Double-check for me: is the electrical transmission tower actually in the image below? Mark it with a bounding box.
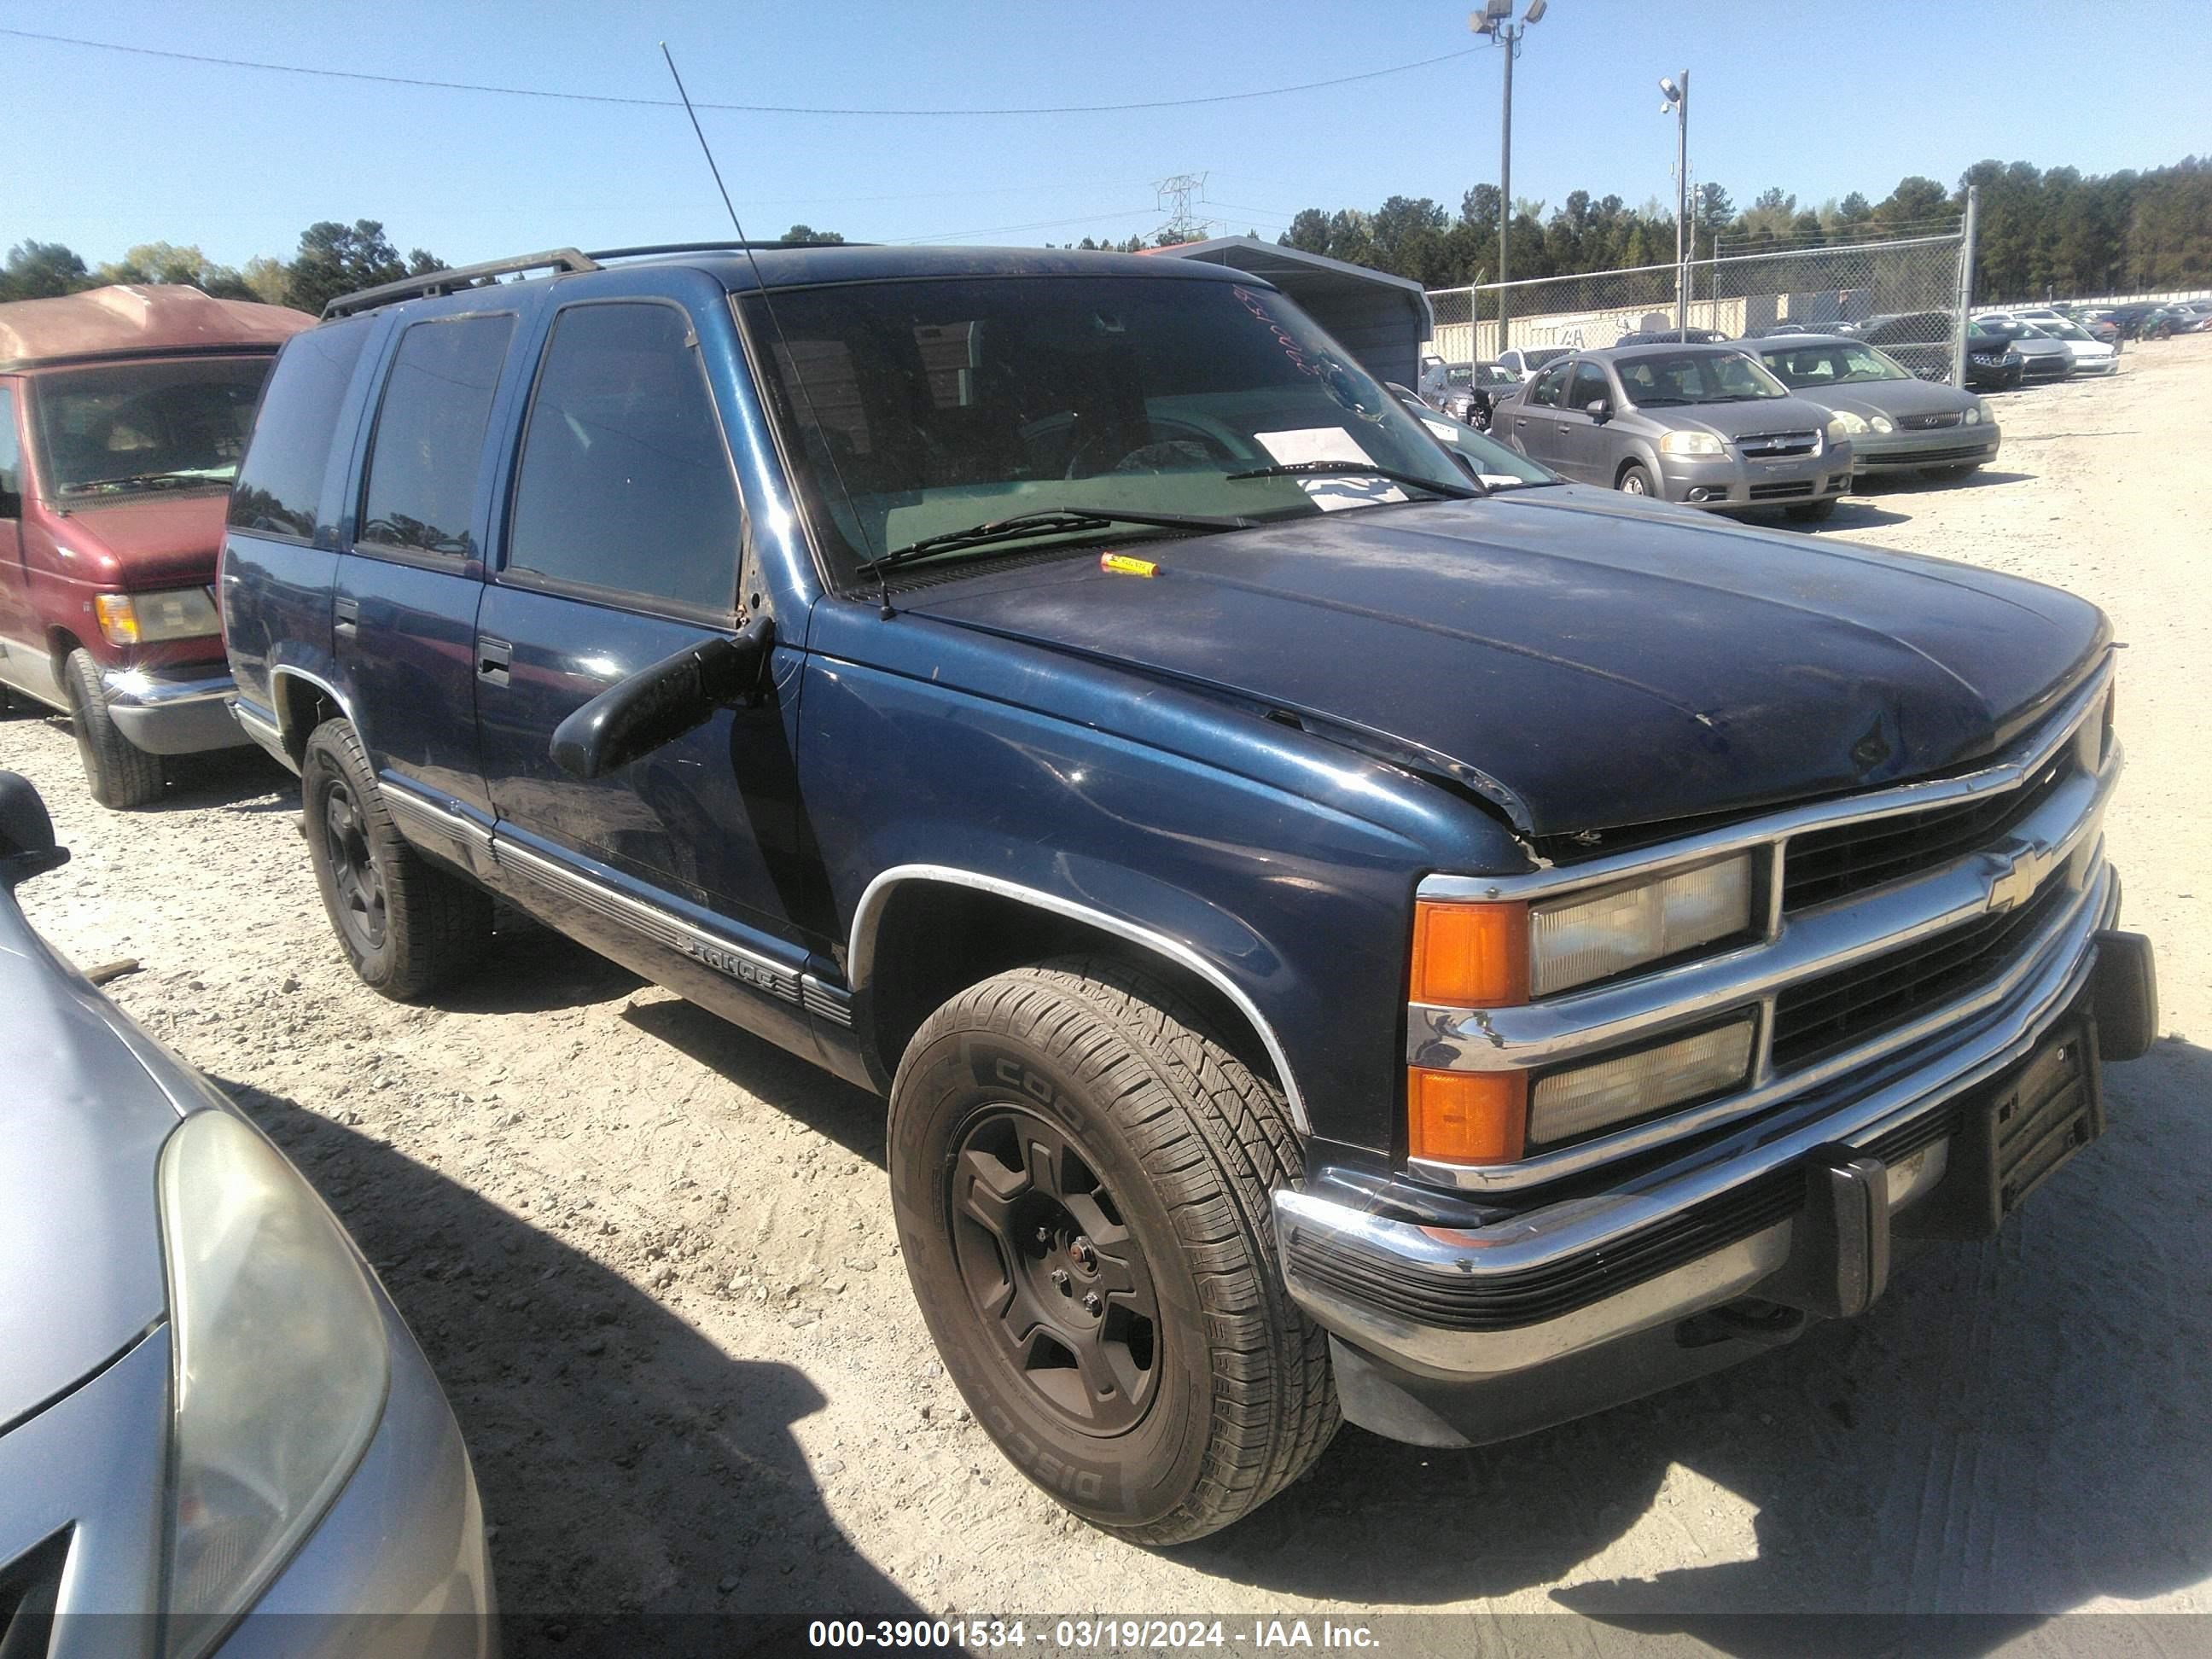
[1153,172,1213,245]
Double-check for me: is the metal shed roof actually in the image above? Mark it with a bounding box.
[0,284,311,372]
[1144,236,1436,387]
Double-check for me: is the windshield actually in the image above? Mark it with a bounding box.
[743,276,1474,584]
[1400,405,1553,487]
[2040,318,2094,341]
[32,356,271,498]
[1615,351,1789,406]
[1759,341,1912,387]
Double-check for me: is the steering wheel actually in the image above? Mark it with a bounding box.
[1062,420,1238,480]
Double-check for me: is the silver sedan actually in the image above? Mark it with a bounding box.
[0,772,496,1658]
[1753,334,2002,479]
[1493,345,1854,521]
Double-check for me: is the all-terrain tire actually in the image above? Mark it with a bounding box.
[64,648,165,809]
[888,956,1338,1545]
[300,718,492,999]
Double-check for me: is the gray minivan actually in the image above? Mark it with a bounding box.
[1493,344,1852,521]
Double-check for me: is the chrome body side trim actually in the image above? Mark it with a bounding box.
[378,778,494,854]
[847,864,1311,1136]
[1278,877,2113,1378]
[801,975,853,1027]
[1418,655,2111,906]
[491,836,804,1007]
[228,698,289,768]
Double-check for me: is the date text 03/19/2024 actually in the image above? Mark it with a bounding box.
[806,1619,1382,1650]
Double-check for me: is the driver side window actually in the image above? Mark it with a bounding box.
[1569,363,1610,411]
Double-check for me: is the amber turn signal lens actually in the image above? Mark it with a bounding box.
[1410,899,1529,1007]
[1407,1068,1528,1164]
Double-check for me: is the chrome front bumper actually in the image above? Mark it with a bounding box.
[1276,862,2122,1393]
[100,667,249,756]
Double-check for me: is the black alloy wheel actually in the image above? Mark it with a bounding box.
[320,776,388,957]
[947,1103,1161,1435]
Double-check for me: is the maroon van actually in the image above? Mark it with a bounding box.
[0,284,311,806]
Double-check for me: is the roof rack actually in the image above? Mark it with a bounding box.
[582,240,877,261]
[320,248,600,321]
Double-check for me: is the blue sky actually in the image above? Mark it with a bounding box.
[8,0,2209,271]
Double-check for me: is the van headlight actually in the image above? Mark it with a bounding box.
[1658,430,1726,457]
[1826,410,1870,438]
[95,588,221,647]
[158,1110,389,1659]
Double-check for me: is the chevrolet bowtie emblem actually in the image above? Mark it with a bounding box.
[1986,842,2057,913]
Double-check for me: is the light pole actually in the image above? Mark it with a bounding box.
[1473,0,1546,358]
[1660,72,1689,341]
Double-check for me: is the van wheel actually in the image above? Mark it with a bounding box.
[888,956,1337,1544]
[300,719,492,999]
[1787,498,1839,522]
[63,649,165,809]
[1617,462,1656,497]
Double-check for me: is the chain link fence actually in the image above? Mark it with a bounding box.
[1427,227,1973,382]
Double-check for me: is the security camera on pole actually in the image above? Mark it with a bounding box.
[1660,72,1689,342]
[1472,0,1547,357]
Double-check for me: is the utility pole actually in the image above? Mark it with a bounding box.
[1660,72,1689,341]
[1951,184,1981,388]
[1473,1,1547,358]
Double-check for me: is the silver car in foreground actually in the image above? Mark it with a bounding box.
[1753,334,2002,479]
[1493,344,1854,521]
[0,772,496,1658]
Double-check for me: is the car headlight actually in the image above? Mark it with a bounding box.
[1963,405,1982,425]
[1658,430,1726,457]
[95,587,221,647]
[159,1110,389,1659]
[1826,410,1870,438]
[1868,415,1895,434]
[1528,1016,1758,1145]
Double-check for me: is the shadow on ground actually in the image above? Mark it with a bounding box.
[218,1076,924,1659]
[1164,1039,2212,1648]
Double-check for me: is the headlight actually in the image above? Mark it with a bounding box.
[1826,410,1870,438]
[1528,854,1755,997]
[1962,405,1980,425]
[1658,430,1726,457]
[94,587,220,647]
[1869,415,1895,434]
[159,1110,389,1659]
[1528,1016,1757,1145]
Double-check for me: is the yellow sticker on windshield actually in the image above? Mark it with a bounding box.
[1099,552,1159,578]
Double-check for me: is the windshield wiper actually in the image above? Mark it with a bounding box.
[855,506,1257,578]
[61,468,230,495]
[1224,460,1484,499]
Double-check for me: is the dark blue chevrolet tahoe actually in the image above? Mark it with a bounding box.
[219,243,2157,1542]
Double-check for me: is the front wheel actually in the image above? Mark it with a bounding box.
[63,649,165,809]
[888,957,1337,1544]
[1617,462,1656,498]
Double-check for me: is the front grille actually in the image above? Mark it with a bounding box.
[1770,866,2074,1071]
[1898,410,1964,430]
[1747,481,1813,500]
[0,1528,70,1657]
[1738,430,1819,457]
[2023,358,2069,376]
[1782,751,2076,911]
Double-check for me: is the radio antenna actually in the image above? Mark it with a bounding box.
[658,43,894,618]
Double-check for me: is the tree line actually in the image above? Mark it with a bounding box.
[1065,156,2210,303]
[0,221,848,313]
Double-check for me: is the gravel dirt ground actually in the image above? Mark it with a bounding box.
[7,336,2209,1653]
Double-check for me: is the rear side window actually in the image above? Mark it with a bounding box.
[506,303,741,614]
[228,322,373,541]
[360,315,515,558]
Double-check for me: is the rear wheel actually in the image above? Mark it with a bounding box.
[63,649,165,809]
[1786,498,1839,522]
[1617,462,1656,498]
[888,956,1337,1544]
[300,719,492,998]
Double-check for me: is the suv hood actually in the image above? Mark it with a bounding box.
[0,893,178,1434]
[900,492,2106,839]
[44,492,228,590]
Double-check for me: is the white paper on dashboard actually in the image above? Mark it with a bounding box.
[1252,426,1408,511]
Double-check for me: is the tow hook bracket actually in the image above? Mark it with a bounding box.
[1768,1151,1891,1320]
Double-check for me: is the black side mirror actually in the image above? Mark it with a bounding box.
[0,771,68,885]
[1586,398,1613,422]
[550,615,776,780]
